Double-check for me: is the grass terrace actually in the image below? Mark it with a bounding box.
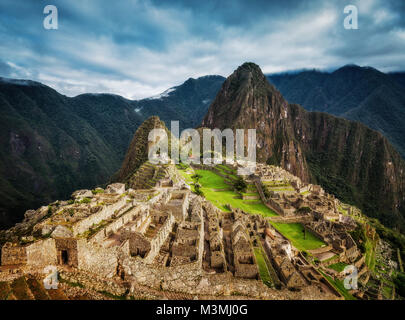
[176,164,196,190]
[254,247,273,287]
[319,270,356,300]
[269,222,326,251]
[328,262,349,273]
[215,164,238,180]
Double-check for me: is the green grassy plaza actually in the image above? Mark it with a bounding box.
[176,165,325,251]
[269,222,326,251]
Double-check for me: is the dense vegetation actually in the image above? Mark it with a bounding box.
[0,80,142,228]
[267,66,405,159]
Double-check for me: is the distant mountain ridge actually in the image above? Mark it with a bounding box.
[0,75,224,228]
[132,75,225,131]
[267,65,405,158]
[202,62,405,231]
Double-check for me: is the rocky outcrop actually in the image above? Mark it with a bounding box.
[51,225,73,239]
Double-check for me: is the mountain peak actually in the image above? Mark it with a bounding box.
[201,62,285,129]
[236,62,262,73]
[232,62,268,84]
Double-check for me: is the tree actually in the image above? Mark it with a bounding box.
[194,182,204,196]
[233,177,247,193]
[192,174,202,182]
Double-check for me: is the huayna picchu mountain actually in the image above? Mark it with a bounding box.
[202,62,405,231]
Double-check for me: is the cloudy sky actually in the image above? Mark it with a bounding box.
[0,0,404,99]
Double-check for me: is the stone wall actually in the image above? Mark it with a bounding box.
[121,254,312,299]
[144,212,175,263]
[1,243,27,265]
[161,191,189,223]
[26,238,58,267]
[2,239,58,267]
[254,180,285,216]
[122,255,203,291]
[89,205,143,243]
[268,215,311,224]
[72,196,127,236]
[197,222,204,269]
[303,225,328,244]
[77,239,118,278]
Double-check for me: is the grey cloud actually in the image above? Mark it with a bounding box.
[0,0,404,98]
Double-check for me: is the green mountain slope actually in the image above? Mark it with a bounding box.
[267,66,405,158]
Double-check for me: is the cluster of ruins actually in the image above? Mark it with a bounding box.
[0,161,369,299]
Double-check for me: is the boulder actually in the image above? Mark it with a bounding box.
[71,189,93,200]
[105,183,126,195]
[41,225,55,236]
[51,225,73,238]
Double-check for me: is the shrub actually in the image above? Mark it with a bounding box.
[233,177,247,193]
[192,174,202,181]
[194,183,204,196]
[80,197,91,204]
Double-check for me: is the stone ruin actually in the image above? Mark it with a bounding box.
[0,162,364,299]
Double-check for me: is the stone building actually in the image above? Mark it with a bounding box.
[232,222,258,279]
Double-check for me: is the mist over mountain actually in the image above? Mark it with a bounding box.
[203,63,405,231]
[267,66,405,158]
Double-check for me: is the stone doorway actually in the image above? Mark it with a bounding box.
[61,250,69,265]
